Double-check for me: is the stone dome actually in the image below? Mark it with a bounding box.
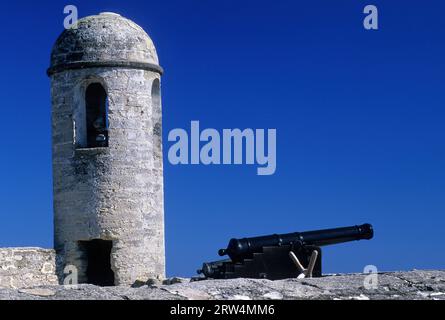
[48,12,161,75]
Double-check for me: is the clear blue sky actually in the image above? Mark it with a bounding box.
[0,0,444,277]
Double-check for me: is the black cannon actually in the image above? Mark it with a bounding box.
[197,224,374,280]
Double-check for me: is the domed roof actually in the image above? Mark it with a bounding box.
[48,12,162,75]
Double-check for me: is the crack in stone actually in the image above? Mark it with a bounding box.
[299,281,324,290]
[388,274,438,298]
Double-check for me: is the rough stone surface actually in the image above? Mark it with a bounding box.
[50,12,165,286]
[50,12,159,68]
[0,248,58,289]
[0,270,444,300]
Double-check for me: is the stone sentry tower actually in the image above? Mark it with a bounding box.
[48,12,165,286]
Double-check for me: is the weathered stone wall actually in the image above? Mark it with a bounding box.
[0,248,58,289]
[50,13,165,285]
[0,270,444,300]
[51,67,165,285]
[1,253,443,300]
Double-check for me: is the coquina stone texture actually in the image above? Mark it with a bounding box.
[1,250,443,299]
[0,248,58,289]
[0,270,444,300]
[49,12,165,286]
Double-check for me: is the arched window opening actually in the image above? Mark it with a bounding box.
[151,78,162,140]
[85,83,109,148]
[152,79,161,111]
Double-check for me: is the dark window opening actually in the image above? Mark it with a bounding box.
[80,240,114,286]
[85,83,109,148]
[151,78,160,109]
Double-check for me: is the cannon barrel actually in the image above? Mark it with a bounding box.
[218,223,374,262]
